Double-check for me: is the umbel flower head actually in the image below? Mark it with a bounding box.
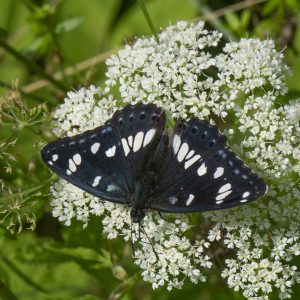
[50,21,300,298]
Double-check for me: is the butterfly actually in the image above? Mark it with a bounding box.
[41,103,267,223]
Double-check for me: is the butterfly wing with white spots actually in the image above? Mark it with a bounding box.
[42,103,267,220]
[108,102,166,191]
[41,103,165,204]
[150,118,267,212]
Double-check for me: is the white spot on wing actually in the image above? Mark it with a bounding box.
[197,163,207,176]
[184,154,201,169]
[218,183,231,194]
[91,142,100,154]
[185,150,195,160]
[121,138,130,156]
[66,169,71,175]
[216,200,224,205]
[214,167,224,179]
[107,184,119,192]
[52,154,58,161]
[133,131,144,152]
[128,136,133,147]
[48,161,53,165]
[73,153,81,165]
[216,190,232,200]
[68,159,77,172]
[242,191,250,198]
[168,196,178,205]
[92,176,102,187]
[143,129,156,147]
[177,143,189,162]
[172,134,181,155]
[240,199,248,203]
[186,194,195,206]
[105,145,116,157]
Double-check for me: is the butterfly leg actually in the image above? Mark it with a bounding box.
[139,223,159,262]
[130,221,138,259]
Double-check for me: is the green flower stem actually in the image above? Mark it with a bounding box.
[194,0,236,41]
[137,0,159,43]
[0,39,68,92]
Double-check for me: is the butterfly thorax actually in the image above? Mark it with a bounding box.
[130,179,154,223]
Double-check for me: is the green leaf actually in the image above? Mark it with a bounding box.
[240,10,251,29]
[262,0,281,15]
[47,246,112,267]
[26,34,52,54]
[286,0,300,11]
[55,16,84,34]
[224,12,240,32]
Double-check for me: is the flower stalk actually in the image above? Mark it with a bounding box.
[137,0,160,43]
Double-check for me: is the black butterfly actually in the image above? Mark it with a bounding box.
[41,103,267,223]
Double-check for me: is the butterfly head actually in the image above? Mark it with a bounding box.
[130,208,145,223]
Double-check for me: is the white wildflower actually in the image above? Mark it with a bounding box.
[48,21,299,299]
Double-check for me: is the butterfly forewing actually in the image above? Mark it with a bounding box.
[41,123,132,203]
[151,118,267,212]
[108,103,166,189]
[41,103,166,204]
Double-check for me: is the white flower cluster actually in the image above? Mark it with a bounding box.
[51,174,212,290]
[49,21,300,298]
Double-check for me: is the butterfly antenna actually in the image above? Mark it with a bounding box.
[139,222,159,262]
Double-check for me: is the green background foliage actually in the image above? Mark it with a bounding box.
[0,0,299,299]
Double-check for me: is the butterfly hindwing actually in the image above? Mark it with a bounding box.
[151,118,267,212]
